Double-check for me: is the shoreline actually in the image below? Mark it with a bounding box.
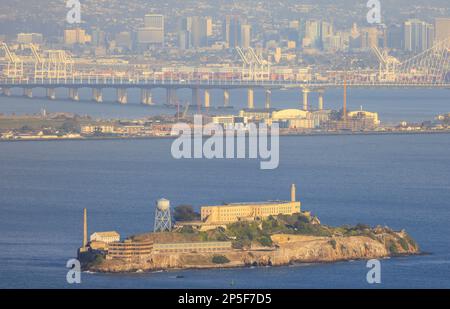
[86,252,424,275]
[2,129,450,143]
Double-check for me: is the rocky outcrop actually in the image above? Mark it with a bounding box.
[87,230,419,273]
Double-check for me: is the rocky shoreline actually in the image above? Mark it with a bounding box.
[82,228,420,273]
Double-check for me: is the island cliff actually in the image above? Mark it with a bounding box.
[79,213,420,273]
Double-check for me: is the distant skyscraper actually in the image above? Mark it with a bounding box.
[115,32,133,50]
[190,16,208,48]
[305,20,321,48]
[205,17,213,37]
[303,20,334,50]
[138,14,165,46]
[17,33,44,45]
[144,14,164,29]
[435,18,450,42]
[240,24,252,48]
[64,28,91,45]
[360,27,379,50]
[178,16,211,49]
[91,28,107,47]
[178,30,190,49]
[224,15,242,48]
[387,24,404,50]
[404,19,434,53]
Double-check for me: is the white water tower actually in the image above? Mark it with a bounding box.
[154,198,172,232]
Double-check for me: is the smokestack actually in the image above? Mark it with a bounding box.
[83,208,87,248]
[291,184,296,202]
[343,78,347,121]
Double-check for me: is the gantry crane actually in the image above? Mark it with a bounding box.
[0,42,24,78]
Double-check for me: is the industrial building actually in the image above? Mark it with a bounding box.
[90,231,120,244]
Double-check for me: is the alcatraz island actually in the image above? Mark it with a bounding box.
[77,184,420,273]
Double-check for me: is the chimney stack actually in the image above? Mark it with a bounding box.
[83,208,87,248]
[291,184,296,202]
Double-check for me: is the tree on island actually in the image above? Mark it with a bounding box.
[173,205,200,222]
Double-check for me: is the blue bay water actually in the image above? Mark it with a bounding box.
[0,89,449,288]
[0,134,450,288]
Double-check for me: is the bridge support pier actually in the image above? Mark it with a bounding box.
[166,88,177,105]
[68,88,79,101]
[265,89,271,109]
[192,88,200,110]
[204,89,210,110]
[247,88,254,109]
[223,89,230,107]
[23,88,33,98]
[46,88,56,100]
[141,89,153,105]
[117,88,127,104]
[302,88,310,111]
[2,87,11,96]
[318,90,324,111]
[92,88,103,103]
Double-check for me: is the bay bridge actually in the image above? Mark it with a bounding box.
[0,39,449,111]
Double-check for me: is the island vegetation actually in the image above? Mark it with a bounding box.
[81,209,420,273]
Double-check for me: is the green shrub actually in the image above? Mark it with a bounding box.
[405,235,418,249]
[329,239,337,249]
[387,242,398,254]
[212,255,230,264]
[179,225,195,234]
[173,205,200,222]
[398,237,409,251]
[257,235,273,247]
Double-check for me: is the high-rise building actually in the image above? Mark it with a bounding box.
[17,33,44,44]
[435,18,450,42]
[240,24,252,48]
[178,30,190,49]
[206,17,213,37]
[91,28,107,47]
[360,27,379,50]
[179,16,211,48]
[64,28,91,45]
[115,32,133,50]
[190,16,208,48]
[303,20,333,50]
[387,24,404,50]
[144,14,164,29]
[138,14,165,46]
[404,19,434,53]
[305,20,321,48]
[223,15,241,48]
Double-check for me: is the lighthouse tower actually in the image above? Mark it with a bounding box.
[291,184,296,202]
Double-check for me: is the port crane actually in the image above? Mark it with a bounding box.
[371,45,400,82]
[0,42,24,79]
[236,47,271,81]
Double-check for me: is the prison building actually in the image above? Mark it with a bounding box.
[201,201,301,225]
[153,241,232,254]
[106,240,153,261]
